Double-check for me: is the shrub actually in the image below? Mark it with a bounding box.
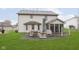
[15,30,18,33]
[1,30,5,34]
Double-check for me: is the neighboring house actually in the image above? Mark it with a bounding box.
[12,23,18,30]
[17,10,64,35]
[64,16,79,29]
[0,21,13,31]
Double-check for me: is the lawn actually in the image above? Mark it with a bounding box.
[0,30,79,50]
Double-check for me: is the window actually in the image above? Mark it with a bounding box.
[69,25,75,29]
[32,24,34,30]
[26,25,28,30]
[60,24,63,32]
[30,15,33,19]
[50,24,54,32]
[46,24,49,29]
[55,24,59,32]
[38,24,40,30]
[45,16,47,19]
[60,24,63,27]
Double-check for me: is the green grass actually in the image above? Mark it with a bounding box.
[0,30,79,50]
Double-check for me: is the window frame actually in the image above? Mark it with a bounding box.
[46,24,49,29]
[32,24,34,30]
[30,15,33,19]
[26,25,28,30]
[38,24,40,30]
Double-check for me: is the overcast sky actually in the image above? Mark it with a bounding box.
[0,8,78,25]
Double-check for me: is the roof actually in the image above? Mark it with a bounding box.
[65,16,79,22]
[24,21,41,25]
[0,22,13,27]
[46,18,64,24]
[17,10,58,16]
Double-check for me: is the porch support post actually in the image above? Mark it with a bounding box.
[49,24,50,30]
[54,24,55,36]
[61,24,64,36]
[59,24,60,36]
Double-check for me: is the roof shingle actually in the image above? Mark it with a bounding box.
[17,10,58,16]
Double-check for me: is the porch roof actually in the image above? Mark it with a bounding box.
[46,18,64,24]
[24,21,41,25]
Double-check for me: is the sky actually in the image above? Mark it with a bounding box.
[0,8,78,25]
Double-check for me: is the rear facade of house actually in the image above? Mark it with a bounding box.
[17,10,64,35]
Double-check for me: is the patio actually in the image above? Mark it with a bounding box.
[22,31,68,40]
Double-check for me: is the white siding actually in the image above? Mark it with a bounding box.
[18,15,59,32]
[64,18,78,29]
[50,20,63,24]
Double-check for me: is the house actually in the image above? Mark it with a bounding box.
[12,23,18,30]
[17,10,64,36]
[0,21,13,31]
[64,16,79,29]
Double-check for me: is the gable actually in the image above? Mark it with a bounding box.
[47,19,64,24]
[52,20,64,24]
